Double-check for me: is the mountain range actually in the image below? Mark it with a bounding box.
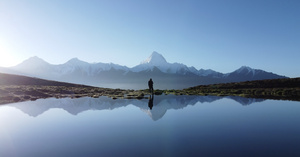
[0,51,287,89]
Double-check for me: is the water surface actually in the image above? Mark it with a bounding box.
[1,95,300,157]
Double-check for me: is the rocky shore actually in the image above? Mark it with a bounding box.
[0,85,157,105]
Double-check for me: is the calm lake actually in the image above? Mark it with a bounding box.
[1,95,300,157]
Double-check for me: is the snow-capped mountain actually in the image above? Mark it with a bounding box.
[132,51,221,76]
[11,56,56,78]
[0,51,287,89]
[10,56,129,77]
[132,51,191,74]
[223,66,284,82]
[54,58,129,76]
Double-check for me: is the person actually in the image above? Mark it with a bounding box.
[148,78,154,94]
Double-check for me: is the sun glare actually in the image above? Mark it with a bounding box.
[0,51,18,67]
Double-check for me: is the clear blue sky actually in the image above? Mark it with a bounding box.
[0,0,299,77]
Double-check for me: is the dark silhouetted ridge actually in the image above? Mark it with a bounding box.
[0,73,90,87]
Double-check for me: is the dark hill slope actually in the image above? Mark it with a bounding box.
[0,73,90,87]
[186,78,300,101]
[0,73,148,105]
[189,77,300,89]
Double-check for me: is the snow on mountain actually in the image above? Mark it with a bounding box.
[197,69,222,77]
[141,51,168,65]
[64,58,90,67]
[235,66,256,76]
[187,66,198,74]
[132,51,193,74]
[7,52,285,79]
[10,56,130,77]
[131,51,224,77]
[57,59,129,76]
[1,52,287,89]
[93,63,129,72]
[10,56,55,78]
[132,51,168,72]
[223,65,287,82]
[56,58,91,75]
[223,66,261,78]
[12,56,51,70]
[55,58,129,76]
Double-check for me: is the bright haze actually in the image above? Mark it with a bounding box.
[0,0,299,77]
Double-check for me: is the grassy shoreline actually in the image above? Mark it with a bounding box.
[0,85,155,105]
[182,77,300,101]
[0,73,153,104]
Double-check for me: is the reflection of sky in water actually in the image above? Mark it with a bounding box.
[1,96,300,157]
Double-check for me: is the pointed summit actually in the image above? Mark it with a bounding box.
[141,51,168,65]
[65,58,89,66]
[235,66,255,74]
[25,56,49,64]
[13,56,50,68]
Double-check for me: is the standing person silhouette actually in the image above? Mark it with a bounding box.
[148,78,154,94]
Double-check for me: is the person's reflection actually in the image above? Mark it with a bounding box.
[148,95,154,110]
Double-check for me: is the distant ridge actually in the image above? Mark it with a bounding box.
[0,51,287,89]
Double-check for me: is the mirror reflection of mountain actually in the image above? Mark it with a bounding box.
[5,95,265,121]
[226,96,265,106]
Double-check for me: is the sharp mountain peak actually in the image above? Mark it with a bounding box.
[65,57,88,65]
[141,51,168,65]
[14,56,50,68]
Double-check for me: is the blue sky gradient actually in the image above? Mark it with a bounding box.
[0,0,299,77]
